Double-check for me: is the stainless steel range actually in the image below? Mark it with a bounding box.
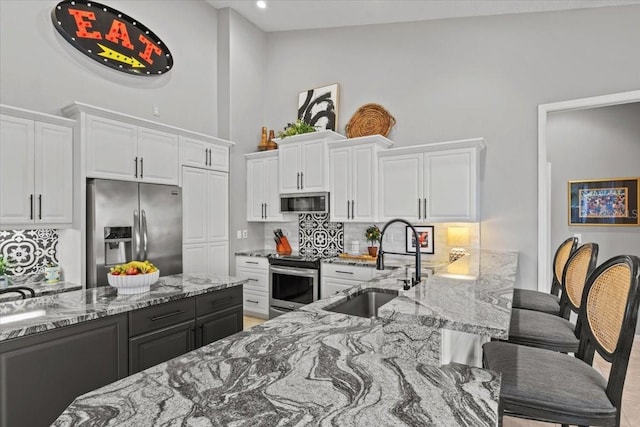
[268,254,320,319]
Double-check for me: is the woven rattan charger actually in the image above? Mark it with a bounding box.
[345,103,395,138]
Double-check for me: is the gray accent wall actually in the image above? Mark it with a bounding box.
[547,103,640,264]
[263,5,640,288]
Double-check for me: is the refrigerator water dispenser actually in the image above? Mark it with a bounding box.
[104,226,132,266]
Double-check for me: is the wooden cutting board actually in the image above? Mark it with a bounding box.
[338,253,377,261]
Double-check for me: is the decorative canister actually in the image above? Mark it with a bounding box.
[350,240,360,255]
[44,265,61,283]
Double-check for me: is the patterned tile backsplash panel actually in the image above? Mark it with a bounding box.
[0,229,58,275]
[299,214,344,257]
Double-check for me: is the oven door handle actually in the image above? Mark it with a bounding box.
[270,266,318,277]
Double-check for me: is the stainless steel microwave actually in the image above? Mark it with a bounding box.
[280,192,329,214]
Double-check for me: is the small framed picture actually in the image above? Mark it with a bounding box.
[406,225,434,254]
[298,83,339,132]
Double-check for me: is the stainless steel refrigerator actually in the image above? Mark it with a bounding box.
[87,179,182,287]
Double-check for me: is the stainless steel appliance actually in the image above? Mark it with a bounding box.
[280,192,329,214]
[87,179,182,287]
[269,255,320,318]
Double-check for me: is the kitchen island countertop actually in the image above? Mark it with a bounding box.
[0,274,247,342]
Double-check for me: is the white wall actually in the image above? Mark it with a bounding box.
[217,9,268,274]
[263,5,640,287]
[0,0,219,135]
[548,103,640,262]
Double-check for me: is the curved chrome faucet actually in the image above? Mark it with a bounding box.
[375,218,422,290]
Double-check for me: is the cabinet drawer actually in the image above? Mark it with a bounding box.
[322,280,355,298]
[236,267,268,293]
[236,256,269,270]
[196,286,242,317]
[129,298,195,337]
[243,290,268,315]
[322,264,374,281]
[129,319,195,374]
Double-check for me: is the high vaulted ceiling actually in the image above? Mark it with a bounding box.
[206,0,640,32]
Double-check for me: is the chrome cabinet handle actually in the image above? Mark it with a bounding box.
[246,299,259,304]
[134,157,138,178]
[207,148,211,166]
[140,157,144,179]
[347,201,351,219]
[247,278,259,282]
[245,261,259,265]
[29,194,34,220]
[351,200,355,219]
[335,270,354,275]
[38,195,42,220]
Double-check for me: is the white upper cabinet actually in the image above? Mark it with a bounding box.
[138,127,179,184]
[0,106,74,227]
[179,135,230,172]
[207,170,228,242]
[182,167,208,244]
[277,130,345,194]
[246,151,295,222]
[328,135,393,222]
[378,138,485,223]
[62,102,233,186]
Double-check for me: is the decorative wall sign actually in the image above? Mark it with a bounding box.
[51,0,173,76]
[298,83,339,132]
[569,177,639,226]
[0,229,58,275]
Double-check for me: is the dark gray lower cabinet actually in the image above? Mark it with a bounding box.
[0,314,128,427]
[198,305,243,347]
[129,319,196,374]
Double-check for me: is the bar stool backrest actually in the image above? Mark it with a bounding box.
[550,237,578,296]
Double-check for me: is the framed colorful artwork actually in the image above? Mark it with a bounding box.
[406,225,435,254]
[569,177,639,226]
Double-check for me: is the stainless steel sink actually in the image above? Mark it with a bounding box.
[326,290,397,318]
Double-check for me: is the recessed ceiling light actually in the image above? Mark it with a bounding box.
[256,1,266,9]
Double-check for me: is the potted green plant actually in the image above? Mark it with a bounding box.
[277,119,317,138]
[0,255,9,288]
[365,225,381,258]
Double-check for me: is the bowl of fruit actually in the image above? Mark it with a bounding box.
[107,261,159,294]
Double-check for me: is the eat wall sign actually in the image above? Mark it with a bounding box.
[52,0,173,76]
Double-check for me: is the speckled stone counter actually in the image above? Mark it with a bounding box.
[0,274,247,342]
[0,276,81,302]
[54,309,500,427]
[234,249,277,257]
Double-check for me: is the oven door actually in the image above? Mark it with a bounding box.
[269,265,318,316]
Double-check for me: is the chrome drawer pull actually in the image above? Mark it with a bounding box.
[246,299,259,304]
[335,270,354,275]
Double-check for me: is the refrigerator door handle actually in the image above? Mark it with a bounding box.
[141,209,148,260]
[133,209,141,260]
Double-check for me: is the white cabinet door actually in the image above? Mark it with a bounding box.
[246,158,266,221]
[264,156,284,221]
[0,115,34,224]
[321,278,355,299]
[86,115,137,180]
[180,136,208,169]
[208,144,229,172]
[207,171,228,242]
[183,243,208,274]
[34,122,73,224]
[208,241,229,276]
[352,145,376,222]
[424,149,476,221]
[300,140,326,191]
[378,153,422,222]
[182,167,208,244]
[278,143,301,193]
[329,146,351,222]
[138,127,179,185]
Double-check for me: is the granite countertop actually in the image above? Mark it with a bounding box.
[0,274,247,342]
[235,249,277,258]
[306,250,518,339]
[0,275,82,302]
[54,309,500,427]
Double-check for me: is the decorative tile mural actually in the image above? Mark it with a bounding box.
[299,214,344,257]
[0,229,58,275]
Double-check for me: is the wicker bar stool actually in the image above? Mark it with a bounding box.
[484,254,640,427]
[512,237,578,317]
[507,243,598,353]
